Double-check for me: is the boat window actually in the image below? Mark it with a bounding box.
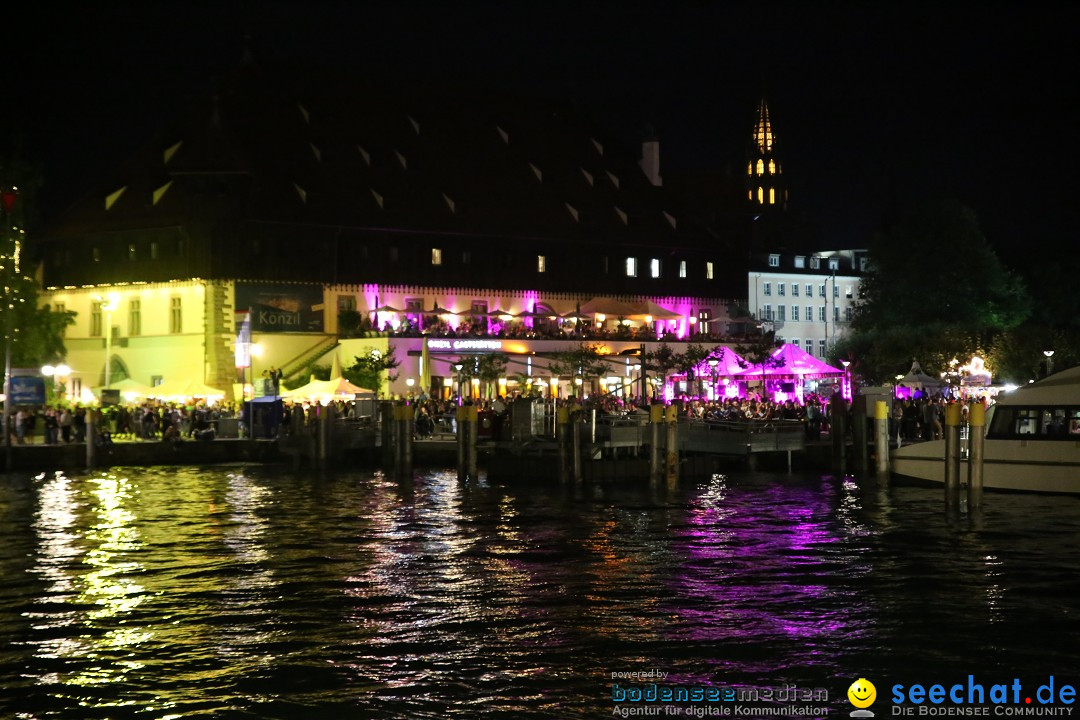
[1015,409,1038,435]
[988,406,1080,439]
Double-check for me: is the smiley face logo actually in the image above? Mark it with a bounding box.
[848,678,876,708]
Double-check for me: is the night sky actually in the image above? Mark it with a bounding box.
[8,2,1078,263]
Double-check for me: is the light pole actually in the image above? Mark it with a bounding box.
[840,359,851,400]
[95,293,119,389]
[454,363,463,404]
[708,358,719,400]
[1044,350,1055,377]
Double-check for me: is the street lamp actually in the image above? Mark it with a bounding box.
[94,293,119,389]
[708,358,719,400]
[454,363,463,402]
[406,377,415,399]
[42,364,72,402]
[840,359,851,400]
[1044,350,1055,376]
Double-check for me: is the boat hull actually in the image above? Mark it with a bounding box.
[891,438,1080,494]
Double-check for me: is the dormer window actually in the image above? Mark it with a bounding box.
[768,254,780,267]
[810,257,821,269]
[794,256,805,269]
[828,258,839,270]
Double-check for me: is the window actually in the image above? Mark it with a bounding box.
[757,186,763,204]
[819,306,827,322]
[846,285,853,299]
[845,307,854,322]
[834,307,841,322]
[794,256,805,269]
[91,302,104,337]
[805,339,813,354]
[768,159,776,175]
[792,283,799,297]
[805,283,812,296]
[791,306,799,322]
[128,244,137,261]
[404,297,424,314]
[756,159,764,175]
[819,339,827,357]
[337,294,357,312]
[431,248,442,265]
[859,257,869,272]
[679,260,686,278]
[698,309,711,334]
[763,282,772,296]
[833,285,840,298]
[129,299,141,336]
[810,257,820,269]
[626,257,637,277]
[828,258,839,270]
[806,305,813,322]
[471,300,488,316]
[768,187,776,205]
[170,297,182,334]
[706,261,714,280]
[790,338,799,349]
[777,306,786,322]
[818,284,826,298]
[763,304,773,321]
[768,254,779,267]
[537,255,547,273]
[777,282,785,296]
[650,258,661,278]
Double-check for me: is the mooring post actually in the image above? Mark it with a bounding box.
[665,404,679,488]
[571,408,582,482]
[874,400,890,479]
[402,402,414,479]
[830,393,848,475]
[944,402,962,510]
[649,403,663,485]
[86,408,96,469]
[456,404,467,480]
[466,405,479,480]
[556,406,569,483]
[380,400,395,471]
[967,402,985,511]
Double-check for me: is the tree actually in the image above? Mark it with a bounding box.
[343,347,400,395]
[548,343,610,397]
[456,353,508,398]
[846,200,1031,383]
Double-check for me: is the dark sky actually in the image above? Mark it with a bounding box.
[9,2,1078,261]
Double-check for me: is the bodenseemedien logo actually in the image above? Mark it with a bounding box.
[848,678,877,718]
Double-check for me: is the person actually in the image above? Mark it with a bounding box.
[59,408,73,443]
[15,408,29,444]
[268,366,283,395]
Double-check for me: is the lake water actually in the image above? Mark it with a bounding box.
[1,466,1079,719]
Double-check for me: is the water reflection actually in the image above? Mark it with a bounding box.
[0,467,1078,718]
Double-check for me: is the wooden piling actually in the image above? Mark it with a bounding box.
[664,404,679,488]
[86,409,96,469]
[466,405,478,480]
[456,405,467,480]
[571,408,582,482]
[401,402,414,478]
[649,404,663,484]
[556,406,570,483]
[874,400,889,479]
[967,402,985,511]
[944,403,962,510]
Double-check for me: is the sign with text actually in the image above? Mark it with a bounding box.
[9,376,47,405]
[426,338,505,353]
[235,283,324,333]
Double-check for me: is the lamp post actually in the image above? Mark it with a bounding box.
[1044,350,1055,377]
[454,363,463,404]
[840,359,851,400]
[42,364,72,402]
[708,358,719,400]
[406,377,415,400]
[94,293,119,389]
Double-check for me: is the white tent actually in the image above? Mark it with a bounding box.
[282,376,374,402]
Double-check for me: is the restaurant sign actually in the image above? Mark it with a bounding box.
[426,338,504,353]
[235,283,324,333]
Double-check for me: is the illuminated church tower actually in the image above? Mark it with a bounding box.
[746,99,788,214]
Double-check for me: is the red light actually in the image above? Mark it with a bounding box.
[0,189,16,213]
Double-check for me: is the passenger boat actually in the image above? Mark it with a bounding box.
[890,366,1080,493]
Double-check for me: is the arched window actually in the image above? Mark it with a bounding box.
[768,159,776,175]
[756,159,765,175]
[747,162,753,176]
[757,187,764,204]
[769,187,776,205]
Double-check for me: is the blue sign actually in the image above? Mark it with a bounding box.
[9,376,46,405]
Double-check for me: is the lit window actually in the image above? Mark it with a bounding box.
[769,187,776,205]
[757,186,764,204]
[650,258,661,278]
[763,282,771,296]
[170,297,182,334]
[706,262,714,280]
[626,257,637,277]
[679,260,686,278]
[846,285,853,299]
[756,159,764,175]
[462,250,471,264]
[794,256,805,269]
[129,299,141,336]
[747,162,753,176]
[91,302,103,337]
[768,159,776,174]
[768,254,779,267]
[431,248,442,265]
[337,294,357,312]
[538,255,547,273]
[828,258,839,270]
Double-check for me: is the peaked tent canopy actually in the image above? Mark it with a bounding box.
[733,343,845,381]
[898,360,941,390]
[282,376,375,401]
[146,378,227,400]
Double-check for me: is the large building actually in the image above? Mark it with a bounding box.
[36,61,851,400]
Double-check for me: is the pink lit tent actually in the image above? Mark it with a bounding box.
[733,343,845,382]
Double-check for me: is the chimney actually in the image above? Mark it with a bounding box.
[640,126,662,186]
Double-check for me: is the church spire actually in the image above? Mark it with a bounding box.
[746,98,787,212]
